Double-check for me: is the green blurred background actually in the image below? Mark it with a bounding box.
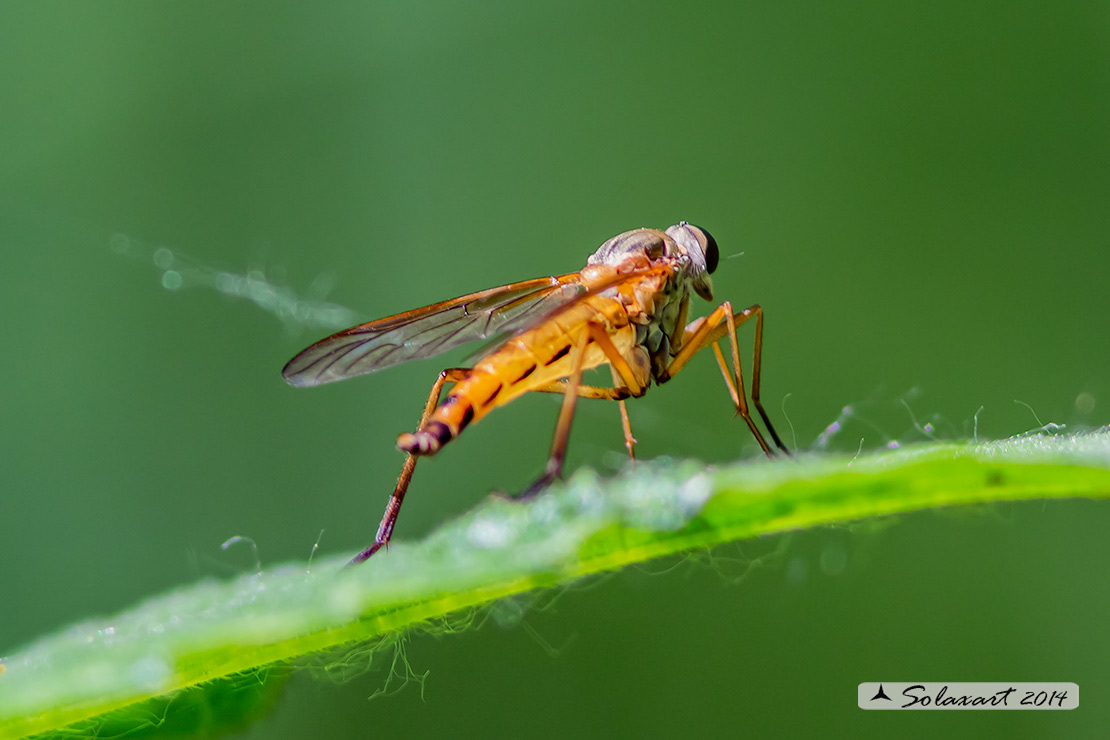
[2,1,1108,737]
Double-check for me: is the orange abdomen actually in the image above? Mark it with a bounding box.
[397,295,635,455]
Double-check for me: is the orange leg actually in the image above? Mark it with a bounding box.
[350,325,650,564]
[518,330,592,497]
[529,381,631,400]
[518,321,649,496]
[601,326,639,461]
[616,396,637,462]
[348,368,470,566]
[664,302,788,458]
[529,322,644,461]
[529,379,637,460]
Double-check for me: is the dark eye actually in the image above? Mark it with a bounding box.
[694,225,719,274]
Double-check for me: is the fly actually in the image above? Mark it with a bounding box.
[283,223,789,565]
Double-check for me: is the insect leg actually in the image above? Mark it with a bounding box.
[724,305,788,454]
[596,326,641,460]
[523,377,638,461]
[348,367,470,566]
[518,329,592,498]
[616,393,636,462]
[664,303,788,457]
[533,323,645,460]
[528,382,630,399]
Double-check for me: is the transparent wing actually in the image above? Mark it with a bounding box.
[282,273,586,387]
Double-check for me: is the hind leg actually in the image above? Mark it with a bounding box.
[347,368,470,566]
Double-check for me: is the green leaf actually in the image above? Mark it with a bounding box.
[3,430,1109,739]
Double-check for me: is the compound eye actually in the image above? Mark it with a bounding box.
[689,224,719,274]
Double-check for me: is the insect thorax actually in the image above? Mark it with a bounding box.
[585,227,699,383]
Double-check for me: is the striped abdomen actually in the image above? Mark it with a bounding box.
[396,295,635,456]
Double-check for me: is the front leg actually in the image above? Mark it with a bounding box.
[665,303,789,457]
